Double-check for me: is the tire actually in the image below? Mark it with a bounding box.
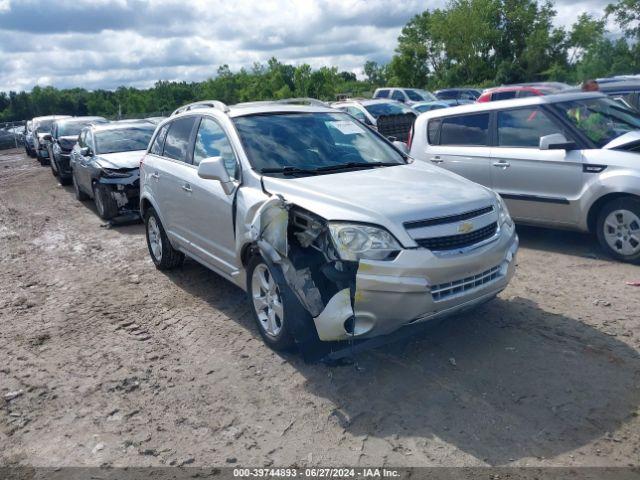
[144,207,184,270]
[59,173,71,186]
[596,196,640,264]
[50,157,59,177]
[72,172,89,201]
[92,183,119,220]
[246,255,296,351]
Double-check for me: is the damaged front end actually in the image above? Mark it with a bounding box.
[249,195,518,361]
[97,167,141,218]
[250,196,381,347]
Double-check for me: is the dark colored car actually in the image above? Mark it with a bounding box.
[434,88,481,101]
[69,122,155,220]
[32,115,71,164]
[45,116,108,184]
[566,80,640,111]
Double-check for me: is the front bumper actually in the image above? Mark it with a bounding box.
[97,172,141,214]
[344,225,518,339]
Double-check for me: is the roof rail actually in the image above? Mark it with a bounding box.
[171,100,230,116]
[274,97,329,107]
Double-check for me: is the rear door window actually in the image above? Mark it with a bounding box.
[163,117,197,162]
[391,90,405,102]
[439,113,490,146]
[497,108,562,148]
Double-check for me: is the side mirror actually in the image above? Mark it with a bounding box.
[392,140,408,154]
[43,133,52,141]
[80,146,91,156]
[197,156,234,195]
[539,133,576,151]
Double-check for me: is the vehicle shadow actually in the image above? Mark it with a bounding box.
[161,260,640,465]
[515,224,606,260]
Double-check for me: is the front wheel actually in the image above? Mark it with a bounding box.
[93,183,119,220]
[144,207,184,270]
[246,256,295,351]
[596,197,640,264]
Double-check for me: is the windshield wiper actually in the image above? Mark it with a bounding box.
[258,166,320,176]
[314,161,401,172]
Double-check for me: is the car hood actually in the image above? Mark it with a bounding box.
[603,131,640,150]
[96,150,144,169]
[260,161,496,246]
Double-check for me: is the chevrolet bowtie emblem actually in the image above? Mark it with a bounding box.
[458,222,474,234]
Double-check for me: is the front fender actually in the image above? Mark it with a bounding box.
[579,169,640,230]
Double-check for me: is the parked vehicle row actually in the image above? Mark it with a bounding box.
[25,87,640,361]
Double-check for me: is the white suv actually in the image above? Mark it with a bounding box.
[140,100,518,359]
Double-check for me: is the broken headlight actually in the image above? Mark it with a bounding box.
[328,222,401,261]
[494,192,513,228]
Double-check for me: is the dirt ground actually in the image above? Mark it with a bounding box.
[1,148,639,469]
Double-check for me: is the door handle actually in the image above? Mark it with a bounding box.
[150,172,160,179]
[430,156,443,164]
[181,184,192,193]
[492,161,510,168]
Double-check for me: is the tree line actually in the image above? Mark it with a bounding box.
[0,0,638,122]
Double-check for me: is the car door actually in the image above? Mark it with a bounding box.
[177,115,239,275]
[423,112,493,186]
[490,106,584,226]
[153,115,199,247]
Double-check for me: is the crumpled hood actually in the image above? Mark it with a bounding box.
[261,161,496,245]
[96,150,145,169]
[603,131,640,150]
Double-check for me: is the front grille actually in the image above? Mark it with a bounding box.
[416,222,497,251]
[431,265,502,302]
[404,205,494,229]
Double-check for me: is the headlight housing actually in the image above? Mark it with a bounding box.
[328,222,401,261]
[494,192,513,228]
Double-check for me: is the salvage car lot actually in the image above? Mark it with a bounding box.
[1,148,640,467]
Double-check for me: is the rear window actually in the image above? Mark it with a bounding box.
[438,113,490,146]
[374,89,390,99]
[492,91,517,101]
[163,117,197,162]
[364,102,415,118]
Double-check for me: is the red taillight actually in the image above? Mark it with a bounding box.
[407,125,414,150]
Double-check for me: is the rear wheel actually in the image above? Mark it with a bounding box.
[144,207,184,270]
[93,183,118,220]
[596,197,640,264]
[246,256,295,351]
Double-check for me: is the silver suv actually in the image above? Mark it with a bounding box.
[410,92,640,263]
[140,101,518,357]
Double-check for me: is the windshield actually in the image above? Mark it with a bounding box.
[406,89,436,102]
[554,97,640,147]
[364,102,415,118]
[94,126,154,154]
[233,112,405,175]
[59,120,104,137]
[35,119,55,132]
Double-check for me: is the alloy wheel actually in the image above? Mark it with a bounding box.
[147,216,163,262]
[603,209,640,256]
[251,263,284,337]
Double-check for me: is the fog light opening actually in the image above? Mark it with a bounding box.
[343,316,355,335]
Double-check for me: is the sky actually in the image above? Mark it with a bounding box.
[0,0,612,93]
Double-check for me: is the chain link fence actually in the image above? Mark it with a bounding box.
[0,121,26,150]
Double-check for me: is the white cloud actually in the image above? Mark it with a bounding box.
[0,0,611,92]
